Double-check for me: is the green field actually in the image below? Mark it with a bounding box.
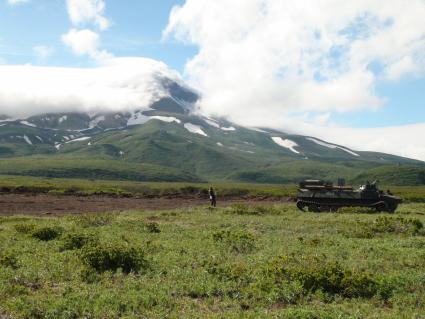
[1,202,425,318]
[2,174,425,202]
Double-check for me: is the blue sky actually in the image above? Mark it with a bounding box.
[0,0,196,71]
[335,77,425,128]
[0,0,424,159]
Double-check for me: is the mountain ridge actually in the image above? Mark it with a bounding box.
[0,74,424,185]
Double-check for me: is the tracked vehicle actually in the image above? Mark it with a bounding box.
[296,180,402,213]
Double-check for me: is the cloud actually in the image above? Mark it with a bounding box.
[66,0,109,30]
[164,0,425,117]
[33,45,54,60]
[62,1,111,60]
[7,0,29,5]
[384,56,418,80]
[62,29,98,56]
[309,123,425,162]
[61,28,111,60]
[0,57,181,118]
[163,0,425,160]
[0,56,423,161]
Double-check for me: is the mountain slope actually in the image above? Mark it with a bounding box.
[0,74,423,184]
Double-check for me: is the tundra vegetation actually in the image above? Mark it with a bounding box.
[0,201,424,318]
[1,174,425,201]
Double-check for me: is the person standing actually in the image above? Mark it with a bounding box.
[208,186,217,207]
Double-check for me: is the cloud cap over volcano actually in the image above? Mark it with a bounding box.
[0,57,182,118]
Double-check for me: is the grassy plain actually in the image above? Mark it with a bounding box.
[2,174,425,204]
[0,175,297,198]
[0,202,424,318]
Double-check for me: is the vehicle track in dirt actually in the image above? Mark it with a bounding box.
[0,194,289,216]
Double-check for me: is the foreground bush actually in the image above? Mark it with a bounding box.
[60,232,98,251]
[372,216,423,234]
[146,222,161,233]
[227,203,281,215]
[213,229,256,253]
[74,213,117,227]
[347,216,424,238]
[264,255,392,299]
[0,251,18,269]
[32,226,64,241]
[80,241,148,273]
[14,223,36,234]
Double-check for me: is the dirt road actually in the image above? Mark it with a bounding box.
[0,194,287,216]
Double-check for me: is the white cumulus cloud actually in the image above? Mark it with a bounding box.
[309,123,425,162]
[163,0,425,161]
[164,0,425,117]
[61,28,111,60]
[7,0,29,5]
[66,0,109,30]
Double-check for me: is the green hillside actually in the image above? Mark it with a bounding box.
[1,108,424,185]
[351,165,425,186]
[0,157,203,182]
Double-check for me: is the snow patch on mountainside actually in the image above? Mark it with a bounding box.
[150,116,181,124]
[127,112,150,126]
[20,121,37,127]
[127,111,181,126]
[204,118,236,132]
[66,137,91,143]
[307,137,360,157]
[271,137,300,154]
[184,123,208,136]
[249,127,268,133]
[23,135,32,145]
[205,119,220,128]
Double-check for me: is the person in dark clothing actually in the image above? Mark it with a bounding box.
[208,186,217,207]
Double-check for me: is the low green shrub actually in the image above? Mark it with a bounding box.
[346,216,424,238]
[204,258,249,283]
[146,222,161,233]
[273,309,342,319]
[75,213,117,227]
[264,255,391,299]
[32,226,64,241]
[227,203,281,215]
[0,251,18,269]
[14,223,36,234]
[372,216,423,234]
[60,232,98,251]
[338,207,377,214]
[212,229,256,253]
[80,241,148,273]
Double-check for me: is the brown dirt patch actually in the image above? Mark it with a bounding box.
[0,194,288,216]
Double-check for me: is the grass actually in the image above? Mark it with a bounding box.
[0,157,203,183]
[0,174,297,198]
[0,203,424,318]
[2,174,425,202]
